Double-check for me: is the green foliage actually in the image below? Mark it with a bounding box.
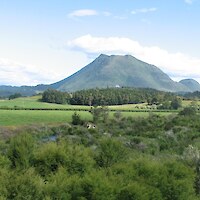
[6,168,44,200]
[96,138,127,168]
[64,144,95,175]
[44,167,83,199]
[0,155,11,168]
[9,93,22,100]
[8,133,34,169]
[113,111,123,120]
[33,142,67,177]
[0,168,10,199]
[33,142,95,177]
[179,107,196,116]
[182,145,200,166]
[81,170,116,200]
[117,182,162,200]
[72,112,83,125]
[42,89,70,104]
[183,91,200,100]
[1,110,200,199]
[90,106,109,123]
[70,87,175,106]
[171,98,182,110]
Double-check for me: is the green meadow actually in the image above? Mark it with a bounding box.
[0,109,175,126]
[0,96,89,110]
[0,96,178,126]
[0,110,92,126]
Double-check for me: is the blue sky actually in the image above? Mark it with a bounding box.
[0,0,200,85]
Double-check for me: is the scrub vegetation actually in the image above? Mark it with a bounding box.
[1,89,200,199]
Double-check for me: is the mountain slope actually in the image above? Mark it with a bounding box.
[0,54,197,97]
[54,54,189,92]
[179,79,200,92]
[0,84,51,97]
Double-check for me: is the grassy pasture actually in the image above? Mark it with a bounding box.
[0,96,175,111]
[0,110,92,126]
[0,96,177,126]
[0,110,175,126]
[182,99,200,107]
[0,96,90,110]
[116,111,174,118]
[109,103,148,110]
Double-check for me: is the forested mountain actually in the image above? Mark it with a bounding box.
[0,54,199,97]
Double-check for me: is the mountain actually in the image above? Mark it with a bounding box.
[53,54,189,92]
[0,84,52,97]
[179,79,200,92]
[0,54,199,97]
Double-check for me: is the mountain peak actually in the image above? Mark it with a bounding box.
[54,54,189,92]
[99,53,107,56]
[179,79,200,92]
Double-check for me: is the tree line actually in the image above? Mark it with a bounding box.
[42,88,181,109]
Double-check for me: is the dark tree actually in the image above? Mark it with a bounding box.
[72,112,83,125]
[170,98,182,110]
[9,93,22,100]
[42,89,70,104]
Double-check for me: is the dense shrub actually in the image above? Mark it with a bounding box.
[8,133,35,169]
[0,112,200,199]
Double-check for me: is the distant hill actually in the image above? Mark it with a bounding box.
[0,54,199,97]
[179,79,200,92]
[0,84,51,97]
[53,54,189,92]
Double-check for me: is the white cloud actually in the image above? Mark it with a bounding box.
[68,34,200,82]
[131,7,157,14]
[68,9,98,18]
[0,58,60,86]
[185,0,194,4]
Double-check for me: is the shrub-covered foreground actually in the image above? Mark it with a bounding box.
[1,110,200,199]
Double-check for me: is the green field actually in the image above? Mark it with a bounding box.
[0,96,89,110]
[0,96,176,126]
[0,110,175,126]
[182,99,200,107]
[0,110,92,126]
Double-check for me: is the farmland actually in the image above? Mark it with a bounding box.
[0,96,89,110]
[1,96,200,199]
[0,96,176,126]
[0,99,200,199]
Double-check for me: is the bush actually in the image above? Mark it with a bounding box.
[95,138,128,168]
[33,142,67,177]
[179,107,196,116]
[6,168,44,200]
[9,93,22,100]
[8,133,35,169]
[72,112,83,125]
